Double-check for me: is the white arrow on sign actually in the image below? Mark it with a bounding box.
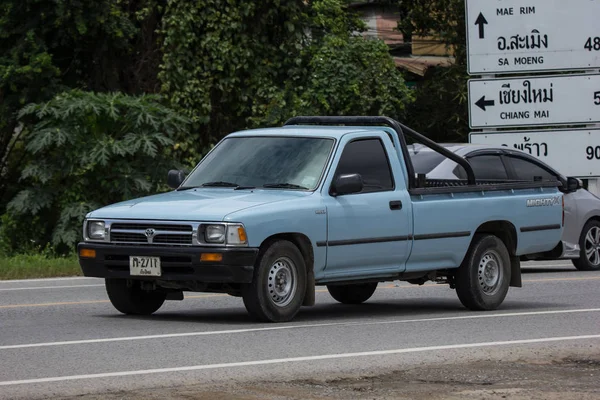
[465,0,600,75]
[469,129,600,177]
[468,73,600,129]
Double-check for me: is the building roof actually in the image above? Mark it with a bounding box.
[393,55,455,76]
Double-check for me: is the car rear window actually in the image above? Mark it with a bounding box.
[410,151,446,174]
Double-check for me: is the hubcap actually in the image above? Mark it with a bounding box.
[267,257,297,307]
[584,226,600,266]
[478,250,502,295]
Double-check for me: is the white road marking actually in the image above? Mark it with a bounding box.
[1,334,598,386]
[0,277,92,284]
[0,284,103,292]
[2,308,599,351]
[521,263,573,268]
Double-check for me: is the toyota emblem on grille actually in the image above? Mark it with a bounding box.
[145,228,156,243]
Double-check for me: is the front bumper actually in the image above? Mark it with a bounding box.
[77,242,258,283]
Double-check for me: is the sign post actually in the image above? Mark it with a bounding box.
[468,74,600,129]
[465,0,600,75]
[469,129,600,177]
[465,0,600,194]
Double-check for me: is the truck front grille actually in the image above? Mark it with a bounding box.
[111,232,147,243]
[111,223,192,232]
[109,222,194,246]
[153,234,193,245]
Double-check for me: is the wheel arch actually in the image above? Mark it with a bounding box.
[472,220,521,288]
[572,217,600,271]
[585,215,600,225]
[259,233,315,306]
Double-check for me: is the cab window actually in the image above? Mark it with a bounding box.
[335,139,394,193]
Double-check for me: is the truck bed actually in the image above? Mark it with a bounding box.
[411,178,561,195]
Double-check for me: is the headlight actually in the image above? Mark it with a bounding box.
[226,224,248,245]
[203,224,248,245]
[88,221,106,240]
[205,225,226,243]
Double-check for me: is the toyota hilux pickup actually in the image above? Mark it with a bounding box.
[78,116,564,322]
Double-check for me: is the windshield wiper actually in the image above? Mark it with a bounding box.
[201,181,239,188]
[178,182,255,190]
[262,183,309,190]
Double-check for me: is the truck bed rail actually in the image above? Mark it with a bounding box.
[411,178,561,195]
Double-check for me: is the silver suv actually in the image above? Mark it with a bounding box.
[409,143,600,271]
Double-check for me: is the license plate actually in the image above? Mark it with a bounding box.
[129,256,161,277]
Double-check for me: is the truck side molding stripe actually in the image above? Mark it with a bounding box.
[316,236,410,247]
[316,231,471,247]
[519,224,562,233]
[413,231,471,240]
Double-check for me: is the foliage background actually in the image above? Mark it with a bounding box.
[0,0,465,256]
[393,0,469,143]
[2,90,190,254]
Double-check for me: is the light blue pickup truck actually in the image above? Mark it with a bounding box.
[78,117,564,322]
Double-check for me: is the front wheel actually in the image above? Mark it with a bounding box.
[242,240,307,322]
[572,220,600,271]
[455,234,511,311]
[105,279,166,315]
[327,282,378,304]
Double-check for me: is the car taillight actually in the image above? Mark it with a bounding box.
[562,196,565,226]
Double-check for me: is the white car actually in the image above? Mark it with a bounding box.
[409,143,600,271]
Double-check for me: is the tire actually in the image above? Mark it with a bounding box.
[455,234,511,311]
[327,282,378,304]
[105,279,166,315]
[571,220,600,271]
[242,240,307,322]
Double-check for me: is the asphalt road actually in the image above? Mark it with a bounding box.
[0,261,599,399]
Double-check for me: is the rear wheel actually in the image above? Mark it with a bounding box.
[327,282,378,304]
[571,220,600,271]
[242,240,306,322]
[455,234,511,311]
[105,279,166,315]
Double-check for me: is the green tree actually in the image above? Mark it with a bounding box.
[2,90,190,254]
[395,0,466,62]
[260,35,413,126]
[159,0,307,144]
[0,0,165,206]
[1,0,415,254]
[392,0,470,142]
[159,0,412,145]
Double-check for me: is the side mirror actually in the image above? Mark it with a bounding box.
[331,173,363,196]
[167,170,186,189]
[566,176,581,192]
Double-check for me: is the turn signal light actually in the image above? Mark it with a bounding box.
[237,227,247,243]
[79,248,96,259]
[200,253,223,262]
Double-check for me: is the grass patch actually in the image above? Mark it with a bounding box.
[0,254,81,280]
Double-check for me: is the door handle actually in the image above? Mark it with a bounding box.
[389,200,402,210]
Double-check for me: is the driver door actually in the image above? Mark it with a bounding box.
[321,133,411,280]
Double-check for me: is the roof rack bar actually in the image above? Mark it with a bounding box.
[283,116,476,187]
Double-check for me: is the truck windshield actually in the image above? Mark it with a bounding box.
[180,136,335,190]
